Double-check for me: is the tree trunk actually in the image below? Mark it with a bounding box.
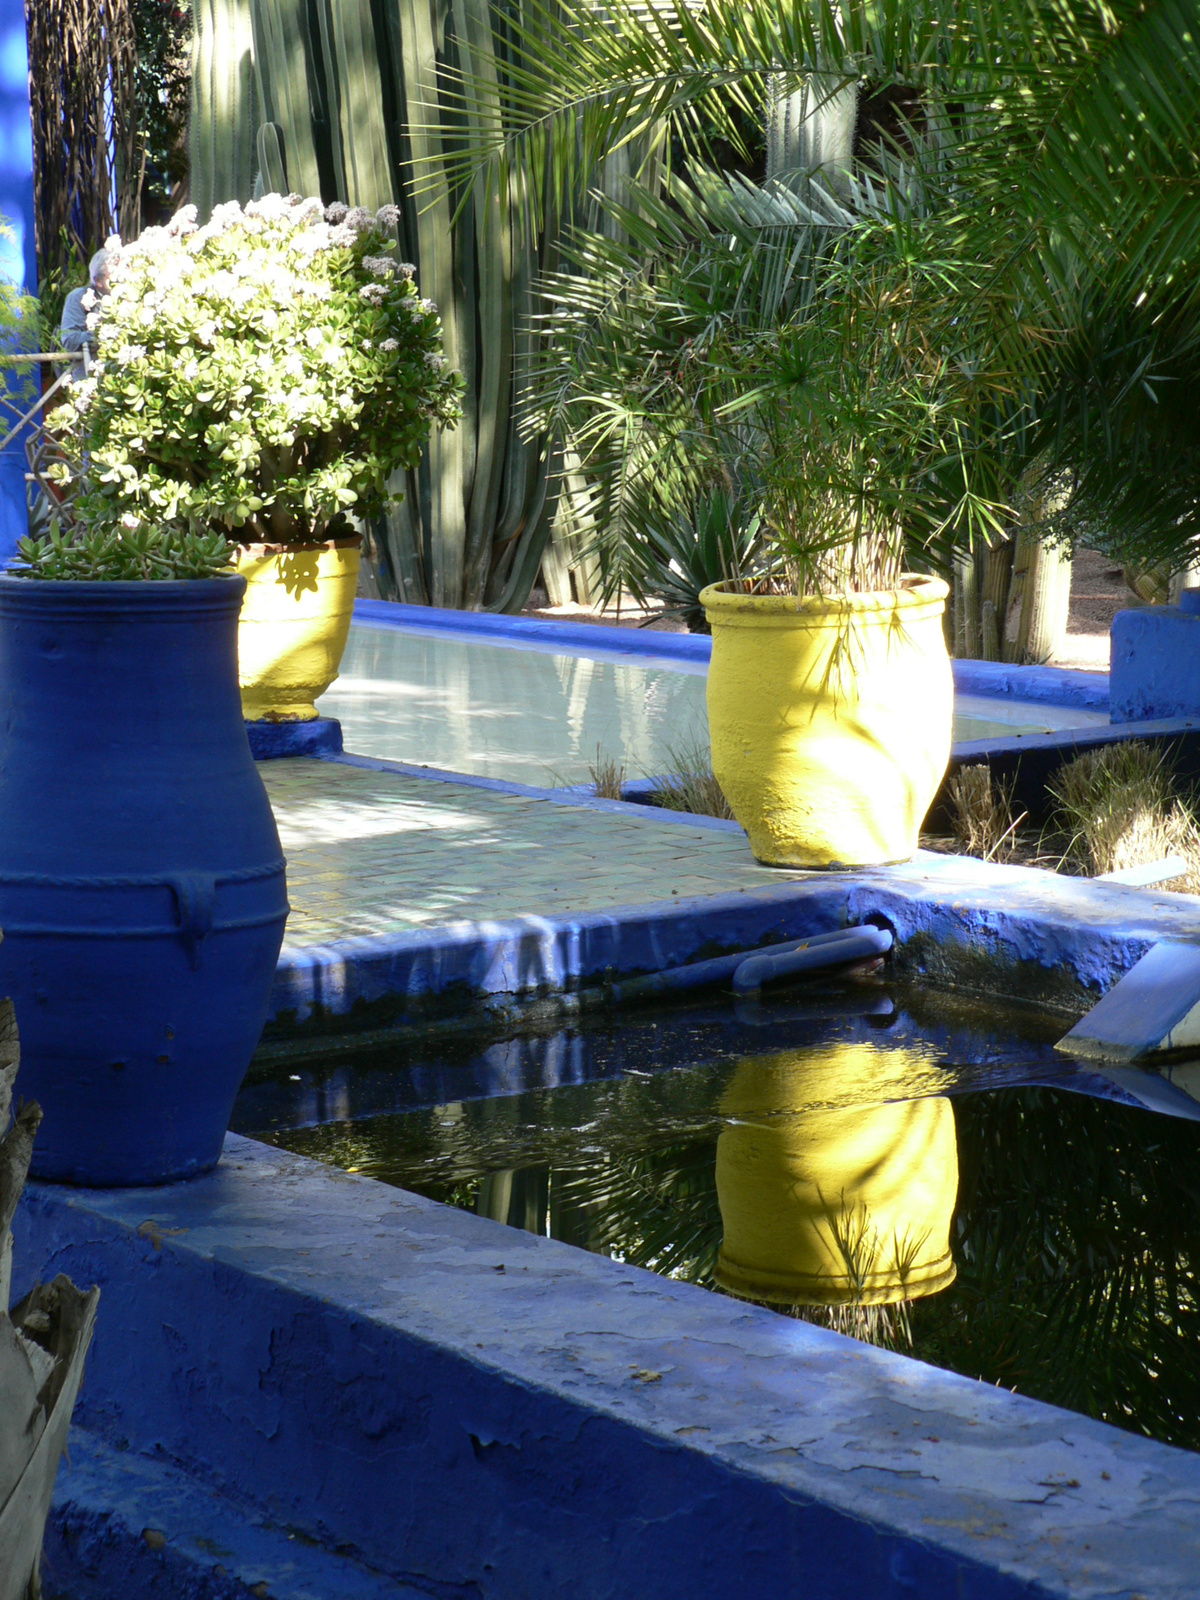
[766,71,858,203]
[953,545,981,659]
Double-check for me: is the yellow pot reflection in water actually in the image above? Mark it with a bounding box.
[236,542,360,722]
[715,1043,958,1306]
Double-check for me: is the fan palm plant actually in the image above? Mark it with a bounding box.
[434,0,1200,862]
[436,0,1200,576]
[529,157,1017,610]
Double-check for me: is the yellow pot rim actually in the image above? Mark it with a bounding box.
[235,536,363,557]
[700,573,949,625]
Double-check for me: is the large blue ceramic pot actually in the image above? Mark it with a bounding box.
[0,576,288,1185]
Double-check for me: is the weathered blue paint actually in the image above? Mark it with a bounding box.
[270,877,843,1029]
[246,715,344,760]
[15,1136,1200,1600]
[0,577,288,1184]
[44,1425,424,1600]
[352,600,1111,711]
[1058,940,1200,1062]
[950,657,1109,711]
[840,854,1200,998]
[1110,605,1200,722]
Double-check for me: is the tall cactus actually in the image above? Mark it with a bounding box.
[766,72,858,200]
[189,0,258,216]
[188,0,560,612]
[249,0,326,199]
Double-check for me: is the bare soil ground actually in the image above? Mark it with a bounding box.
[1050,548,1128,672]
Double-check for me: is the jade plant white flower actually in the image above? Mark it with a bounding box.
[48,195,464,545]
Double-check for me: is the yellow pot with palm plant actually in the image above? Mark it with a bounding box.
[528,167,1002,869]
[714,1043,959,1308]
[690,248,984,867]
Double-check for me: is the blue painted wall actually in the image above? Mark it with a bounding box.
[0,0,34,562]
[1111,605,1200,722]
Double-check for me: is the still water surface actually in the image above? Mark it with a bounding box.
[247,986,1200,1452]
[317,624,1110,786]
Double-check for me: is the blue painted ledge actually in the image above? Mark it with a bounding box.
[952,656,1110,711]
[17,1135,1200,1600]
[268,757,1200,1031]
[44,1425,420,1599]
[246,715,343,760]
[353,600,1111,711]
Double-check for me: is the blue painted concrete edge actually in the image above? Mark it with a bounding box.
[951,656,1110,711]
[953,713,1200,762]
[46,1426,420,1600]
[273,752,1200,1025]
[352,600,1111,710]
[247,716,344,761]
[18,1135,1200,1600]
[352,598,709,670]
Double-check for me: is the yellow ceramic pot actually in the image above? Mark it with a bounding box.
[714,1044,958,1307]
[236,541,360,722]
[701,576,952,868]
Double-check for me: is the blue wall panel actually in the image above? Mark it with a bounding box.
[0,0,35,562]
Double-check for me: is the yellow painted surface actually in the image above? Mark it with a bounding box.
[701,577,953,867]
[237,544,360,722]
[714,1045,958,1307]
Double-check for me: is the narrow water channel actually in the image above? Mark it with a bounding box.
[240,984,1200,1452]
[316,623,1110,785]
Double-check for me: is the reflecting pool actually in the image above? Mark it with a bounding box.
[243,985,1200,1451]
[316,624,1111,786]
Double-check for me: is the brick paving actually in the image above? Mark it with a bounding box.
[261,758,806,948]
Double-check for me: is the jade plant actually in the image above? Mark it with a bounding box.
[46,193,464,547]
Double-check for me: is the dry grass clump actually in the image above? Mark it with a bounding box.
[652,738,735,821]
[587,746,626,800]
[946,764,1025,862]
[1049,741,1200,890]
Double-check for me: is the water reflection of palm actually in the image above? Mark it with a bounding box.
[715,1044,959,1307]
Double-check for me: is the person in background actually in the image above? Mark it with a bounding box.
[28,246,119,535]
[58,248,116,367]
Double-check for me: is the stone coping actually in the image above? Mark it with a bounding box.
[16,1134,1200,1599]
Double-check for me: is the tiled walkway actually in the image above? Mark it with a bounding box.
[261,758,804,948]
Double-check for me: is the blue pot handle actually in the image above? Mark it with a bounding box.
[169,874,216,969]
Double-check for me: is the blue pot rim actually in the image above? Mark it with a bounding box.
[0,573,246,617]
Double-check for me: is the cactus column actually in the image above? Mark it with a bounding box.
[188,0,560,613]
